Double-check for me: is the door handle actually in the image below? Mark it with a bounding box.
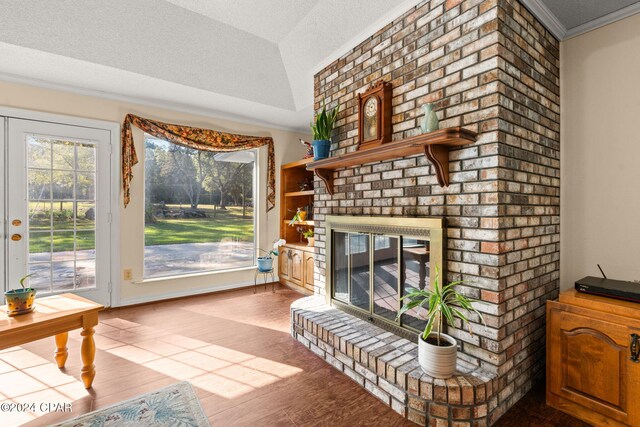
[11,219,22,226]
[631,333,640,363]
[11,234,22,241]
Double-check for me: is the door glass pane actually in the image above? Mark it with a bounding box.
[25,135,98,293]
[75,258,96,289]
[76,202,96,230]
[333,231,348,302]
[401,238,430,331]
[52,171,74,199]
[76,172,95,200]
[349,233,370,311]
[52,201,74,230]
[373,236,399,321]
[28,264,52,291]
[29,232,51,262]
[28,170,51,199]
[28,138,51,168]
[76,143,96,171]
[52,140,75,170]
[52,231,75,260]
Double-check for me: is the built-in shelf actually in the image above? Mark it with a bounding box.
[284,190,314,197]
[284,220,315,226]
[306,127,478,195]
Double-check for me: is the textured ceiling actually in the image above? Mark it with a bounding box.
[165,0,319,43]
[0,0,421,130]
[541,0,639,30]
[0,1,637,130]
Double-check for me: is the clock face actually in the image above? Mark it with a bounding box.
[365,97,378,117]
[363,97,378,141]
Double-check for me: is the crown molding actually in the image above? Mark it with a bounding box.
[564,1,640,39]
[520,0,566,40]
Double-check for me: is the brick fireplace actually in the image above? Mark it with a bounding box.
[291,0,560,424]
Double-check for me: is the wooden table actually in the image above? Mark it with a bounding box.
[0,293,104,388]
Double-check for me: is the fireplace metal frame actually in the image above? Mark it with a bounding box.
[325,216,445,339]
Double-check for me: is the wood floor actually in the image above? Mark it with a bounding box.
[0,285,588,426]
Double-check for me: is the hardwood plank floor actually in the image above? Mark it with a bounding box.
[0,285,588,426]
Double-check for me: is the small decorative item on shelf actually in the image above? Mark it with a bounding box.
[299,177,314,192]
[4,274,36,316]
[299,139,314,159]
[303,229,314,247]
[397,266,485,379]
[310,100,340,160]
[288,207,307,226]
[257,239,286,272]
[420,102,439,133]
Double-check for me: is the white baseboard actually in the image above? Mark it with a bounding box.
[114,278,280,307]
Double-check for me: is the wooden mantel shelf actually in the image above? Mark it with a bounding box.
[306,127,477,195]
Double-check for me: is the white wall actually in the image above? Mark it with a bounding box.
[560,14,640,289]
[0,80,308,305]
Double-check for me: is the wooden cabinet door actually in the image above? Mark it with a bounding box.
[290,249,303,286]
[547,303,640,426]
[303,251,315,291]
[278,248,290,281]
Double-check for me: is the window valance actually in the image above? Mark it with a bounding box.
[121,114,275,211]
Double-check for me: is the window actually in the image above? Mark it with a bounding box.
[144,136,256,278]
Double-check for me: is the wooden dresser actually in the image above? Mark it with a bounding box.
[547,289,640,426]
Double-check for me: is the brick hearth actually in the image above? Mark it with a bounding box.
[292,297,498,425]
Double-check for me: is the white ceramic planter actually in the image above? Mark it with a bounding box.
[418,332,457,379]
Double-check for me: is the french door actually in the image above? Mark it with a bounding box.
[4,117,111,306]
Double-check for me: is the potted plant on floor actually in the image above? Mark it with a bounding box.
[4,274,36,316]
[310,101,340,160]
[258,239,286,272]
[397,267,485,379]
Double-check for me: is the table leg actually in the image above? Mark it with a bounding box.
[80,326,96,388]
[54,332,68,368]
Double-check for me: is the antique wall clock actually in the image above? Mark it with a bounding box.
[357,80,392,150]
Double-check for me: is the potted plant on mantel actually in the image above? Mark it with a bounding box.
[257,239,286,272]
[4,274,36,316]
[397,267,485,379]
[310,101,340,160]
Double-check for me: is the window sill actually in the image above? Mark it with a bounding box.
[132,265,258,284]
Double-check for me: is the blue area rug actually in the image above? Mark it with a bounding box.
[51,382,210,427]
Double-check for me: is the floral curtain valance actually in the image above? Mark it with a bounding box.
[121,114,276,211]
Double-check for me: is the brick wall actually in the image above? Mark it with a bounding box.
[311,0,559,423]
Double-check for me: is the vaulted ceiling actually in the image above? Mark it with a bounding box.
[0,0,638,131]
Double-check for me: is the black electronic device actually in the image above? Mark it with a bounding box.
[575,275,640,303]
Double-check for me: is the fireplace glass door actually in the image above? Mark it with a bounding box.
[331,231,431,335]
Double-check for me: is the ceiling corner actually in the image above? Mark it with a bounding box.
[520,0,567,40]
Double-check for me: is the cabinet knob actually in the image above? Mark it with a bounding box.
[631,333,640,363]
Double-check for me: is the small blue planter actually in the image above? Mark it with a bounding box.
[257,257,273,272]
[312,140,331,160]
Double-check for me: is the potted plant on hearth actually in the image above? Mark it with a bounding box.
[258,239,286,272]
[397,267,485,379]
[4,274,36,316]
[310,100,340,160]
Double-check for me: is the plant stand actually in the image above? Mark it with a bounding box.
[254,268,276,294]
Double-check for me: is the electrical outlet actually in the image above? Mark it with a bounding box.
[123,269,132,281]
